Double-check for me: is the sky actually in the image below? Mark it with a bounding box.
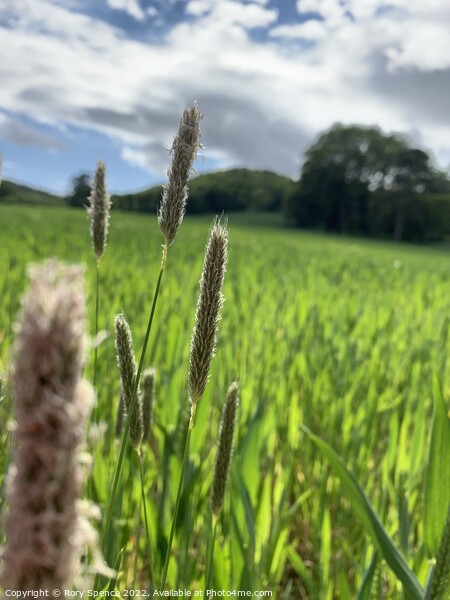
[1,0,450,195]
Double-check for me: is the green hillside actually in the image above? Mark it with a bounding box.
[0,169,294,214]
[0,179,63,206]
[112,168,295,213]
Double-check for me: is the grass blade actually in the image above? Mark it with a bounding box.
[424,507,450,600]
[301,425,424,600]
[356,551,378,600]
[424,376,450,557]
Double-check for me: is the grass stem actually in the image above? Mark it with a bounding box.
[95,245,167,590]
[204,513,218,595]
[138,449,154,588]
[160,402,197,589]
[93,260,100,388]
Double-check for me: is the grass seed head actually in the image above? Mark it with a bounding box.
[188,218,228,405]
[158,103,203,246]
[114,313,143,449]
[87,160,112,262]
[211,381,239,515]
[0,259,94,592]
[142,367,156,444]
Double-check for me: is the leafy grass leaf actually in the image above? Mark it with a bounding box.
[424,377,450,557]
[301,425,424,600]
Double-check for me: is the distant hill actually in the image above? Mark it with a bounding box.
[0,180,63,206]
[0,169,294,214]
[112,168,295,214]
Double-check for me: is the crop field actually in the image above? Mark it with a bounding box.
[0,204,449,598]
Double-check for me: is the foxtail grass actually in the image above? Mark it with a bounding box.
[0,260,94,592]
[142,367,156,445]
[188,218,228,410]
[114,315,154,585]
[160,218,228,589]
[87,160,111,389]
[211,381,239,515]
[97,103,202,588]
[114,313,143,449]
[204,381,239,591]
[158,103,203,246]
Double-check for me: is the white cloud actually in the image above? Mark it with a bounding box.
[210,1,278,28]
[297,0,350,27]
[0,114,64,150]
[106,0,145,21]
[186,0,271,13]
[270,20,326,41]
[186,0,274,21]
[294,0,450,72]
[385,21,450,71]
[121,145,150,169]
[186,1,212,17]
[0,0,450,179]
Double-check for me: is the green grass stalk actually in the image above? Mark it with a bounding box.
[87,160,111,391]
[204,513,218,595]
[133,497,142,589]
[160,402,197,589]
[95,246,167,590]
[93,260,100,388]
[96,104,201,588]
[160,220,228,588]
[138,449,154,587]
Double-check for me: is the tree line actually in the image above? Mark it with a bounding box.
[66,168,292,214]
[66,124,450,242]
[284,124,450,242]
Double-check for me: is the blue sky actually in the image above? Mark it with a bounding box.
[1,0,450,195]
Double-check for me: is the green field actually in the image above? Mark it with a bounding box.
[0,205,449,598]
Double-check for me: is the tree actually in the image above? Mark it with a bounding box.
[285,125,397,233]
[65,173,91,208]
[388,148,433,241]
[284,124,443,240]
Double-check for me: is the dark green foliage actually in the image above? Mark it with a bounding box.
[284,123,450,241]
[368,191,450,242]
[113,187,162,213]
[185,168,293,213]
[112,169,294,215]
[65,173,91,208]
[285,165,370,234]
